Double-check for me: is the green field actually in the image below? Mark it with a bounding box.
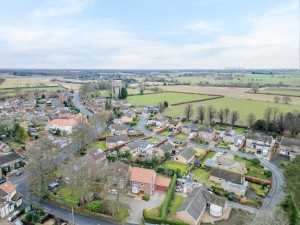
[127,88,153,95]
[126,92,212,106]
[260,88,300,97]
[0,86,65,93]
[164,98,300,125]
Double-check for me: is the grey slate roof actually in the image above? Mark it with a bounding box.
[106,135,130,144]
[0,152,21,164]
[210,168,244,184]
[178,147,197,160]
[158,142,174,153]
[177,187,227,221]
[177,187,207,221]
[281,137,300,147]
[127,140,153,151]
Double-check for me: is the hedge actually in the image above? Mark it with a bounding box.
[143,210,188,225]
[161,173,177,219]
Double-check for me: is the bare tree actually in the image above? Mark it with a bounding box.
[151,87,160,94]
[217,109,225,125]
[230,110,239,126]
[247,113,256,129]
[72,120,97,154]
[197,106,206,124]
[252,85,259,94]
[93,111,114,135]
[224,108,230,125]
[26,138,59,197]
[282,96,292,104]
[285,110,300,137]
[272,108,279,132]
[207,105,216,124]
[274,96,281,103]
[277,112,286,135]
[264,107,273,133]
[184,104,193,121]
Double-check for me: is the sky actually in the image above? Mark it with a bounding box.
[0,0,298,69]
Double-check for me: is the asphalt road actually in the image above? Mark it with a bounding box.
[136,114,285,216]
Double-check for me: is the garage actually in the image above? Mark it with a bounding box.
[155,176,171,192]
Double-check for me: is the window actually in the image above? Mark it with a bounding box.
[140,183,144,187]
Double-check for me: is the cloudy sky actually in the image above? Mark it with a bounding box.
[0,0,298,69]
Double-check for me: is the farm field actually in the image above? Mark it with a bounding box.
[164,98,300,125]
[127,88,153,95]
[126,92,213,106]
[60,82,82,90]
[260,88,300,97]
[0,86,65,93]
[0,75,58,88]
[159,85,300,106]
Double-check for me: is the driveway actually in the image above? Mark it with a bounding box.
[122,191,166,224]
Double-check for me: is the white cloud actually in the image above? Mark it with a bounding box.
[184,20,224,33]
[0,1,297,69]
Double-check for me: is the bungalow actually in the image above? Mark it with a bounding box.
[111,124,128,136]
[121,111,135,124]
[198,127,213,140]
[0,153,22,176]
[223,129,236,144]
[46,118,77,134]
[210,168,248,196]
[168,119,181,130]
[0,141,10,153]
[0,181,22,219]
[155,142,175,157]
[234,135,245,149]
[182,123,199,135]
[279,137,300,160]
[106,135,130,149]
[246,134,274,155]
[176,187,227,225]
[121,140,153,154]
[83,148,108,172]
[174,147,197,165]
[107,163,132,189]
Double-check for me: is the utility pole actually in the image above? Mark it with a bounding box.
[72,206,75,225]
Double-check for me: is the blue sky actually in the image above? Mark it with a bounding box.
[0,0,298,69]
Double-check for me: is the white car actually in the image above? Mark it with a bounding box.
[7,211,20,222]
[108,189,117,195]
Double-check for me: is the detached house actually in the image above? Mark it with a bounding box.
[46,119,77,134]
[0,153,22,176]
[198,127,213,140]
[121,111,135,124]
[246,134,275,156]
[121,140,154,154]
[106,135,130,149]
[111,124,129,136]
[210,168,248,197]
[280,137,300,160]
[84,148,108,172]
[155,142,175,157]
[176,187,228,225]
[182,123,199,135]
[174,147,197,165]
[130,167,170,195]
[0,181,22,219]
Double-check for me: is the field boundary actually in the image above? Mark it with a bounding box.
[0,85,65,93]
[163,91,224,106]
[245,91,300,98]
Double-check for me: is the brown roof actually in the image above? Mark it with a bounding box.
[210,168,244,184]
[155,176,171,187]
[0,181,16,194]
[88,148,106,161]
[130,167,156,184]
[48,119,77,126]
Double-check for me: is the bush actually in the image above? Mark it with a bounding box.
[161,173,177,219]
[32,213,40,223]
[87,200,102,213]
[64,196,80,206]
[25,212,33,222]
[250,158,260,167]
[264,170,272,178]
[142,195,150,201]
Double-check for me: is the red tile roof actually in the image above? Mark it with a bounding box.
[48,119,77,126]
[130,167,156,184]
[155,176,171,187]
[0,181,16,194]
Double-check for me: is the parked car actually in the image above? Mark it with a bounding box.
[14,220,23,225]
[15,171,23,177]
[108,189,117,195]
[7,211,20,222]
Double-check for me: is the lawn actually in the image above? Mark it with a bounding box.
[193,168,210,179]
[161,131,170,136]
[234,156,253,168]
[164,98,300,125]
[246,171,268,180]
[147,137,160,143]
[175,133,188,140]
[127,92,213,106]
[250,183,266,196]
[57,187,84,198]
[169,194,185,215]
[260,88,300,97]
[87,141,108,151]
[203,151,216,161]
[162,161,188,176]
[193,177,215,187]
[54,169,64,177]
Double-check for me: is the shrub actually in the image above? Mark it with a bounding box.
[142,195,150,201]
[64,196,80,206]
[25,212,33,222]
[32,214,40,223]
[87,200,102,213]
[264,170,272,178]
[250,158,260,167]
[161,173,177,219]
